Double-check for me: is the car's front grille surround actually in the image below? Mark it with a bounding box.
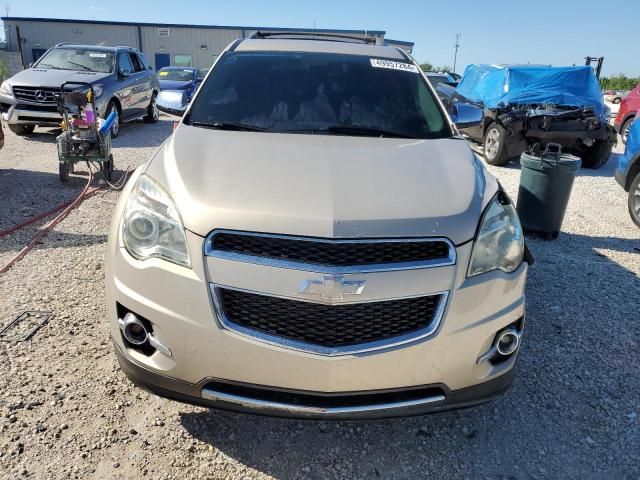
[205,230,456,273]
[211,286,449,356]
[12,86,59,104]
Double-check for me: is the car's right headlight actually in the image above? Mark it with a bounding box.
[0,81,13,97]
[122,174,191,268]
[468,190,524,277]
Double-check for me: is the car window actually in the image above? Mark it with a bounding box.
[35,48,114,74]
[187,51,450,139]
[117,53,134,75]
[128,53,144,72]
[138,53,151,71]
[159,69,195,81]
[197,69,207,80]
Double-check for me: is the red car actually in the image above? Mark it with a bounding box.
[615,82,640,144]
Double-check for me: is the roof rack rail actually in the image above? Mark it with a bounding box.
[250,31,378,45]
[55,42,78,47]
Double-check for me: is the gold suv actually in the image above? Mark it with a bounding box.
[106,33,532,419]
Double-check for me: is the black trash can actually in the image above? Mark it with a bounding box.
[516,145,581,239]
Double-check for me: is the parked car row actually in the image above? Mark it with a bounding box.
[0,43,211,139]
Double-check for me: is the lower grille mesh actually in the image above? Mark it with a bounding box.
[218,288,442,348]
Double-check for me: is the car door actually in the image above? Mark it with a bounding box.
[128,52,153,114]
[115,52,139,119]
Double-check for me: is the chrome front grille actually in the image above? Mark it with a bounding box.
[205,230,456,273]
[207,230,454,355]
[12,86,58,104]
[217,287,443,347]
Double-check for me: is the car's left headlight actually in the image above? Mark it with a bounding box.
[0,81,13,96]
[122,174,191,268]
[468,191,524,277]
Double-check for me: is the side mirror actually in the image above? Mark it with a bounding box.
[28,62,33,68]
[118,69,131,78]
[451,103,483,129]
[156,90,188,116]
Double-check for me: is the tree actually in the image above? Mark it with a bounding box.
[419,62,433,72]
[0,61,8,83]
[600,74,639,91]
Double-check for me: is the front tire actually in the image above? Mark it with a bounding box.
[483,123,510,166]
[621,116,635,145]
[628,172,640,228]
[580,138,613,169]
[143,94,159,123]
[106,100,121,138]
[9,124,35,135]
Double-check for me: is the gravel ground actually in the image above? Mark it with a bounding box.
[0,118,638,480]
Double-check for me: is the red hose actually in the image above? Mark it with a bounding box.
[0,170,100,275]
[0,198,76,239]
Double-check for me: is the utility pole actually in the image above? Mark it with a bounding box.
[453,33,461,73]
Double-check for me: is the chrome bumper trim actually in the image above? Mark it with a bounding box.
[201,387,446,415]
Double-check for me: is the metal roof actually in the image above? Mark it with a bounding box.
[0,16,386,36]
[235,38,407,59]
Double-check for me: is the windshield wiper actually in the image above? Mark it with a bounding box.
[320,124,418,139]
[67,61,95,72]
[189,121,266,132]
[36,63,60,70]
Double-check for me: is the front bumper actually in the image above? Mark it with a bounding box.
[114,340,516,419]
[106,223,528,418]
[0,93,108,126]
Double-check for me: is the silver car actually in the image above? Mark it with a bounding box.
[106,34,532,419]
[0,43,160,137]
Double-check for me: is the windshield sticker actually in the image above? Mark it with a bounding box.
[370,59,419,73]
[159,71,169,76]
[89,53,107,58]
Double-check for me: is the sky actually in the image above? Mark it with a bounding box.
[2,0,638,77]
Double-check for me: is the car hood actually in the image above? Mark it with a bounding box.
[159,79,194,90]
[145,126,498,244]
[7,68,111,87]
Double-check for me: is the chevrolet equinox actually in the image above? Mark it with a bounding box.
[106,34,532,419]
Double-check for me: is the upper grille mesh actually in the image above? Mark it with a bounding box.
[218,288,442,348]
[210,232,451,267]
[12,86,58,104]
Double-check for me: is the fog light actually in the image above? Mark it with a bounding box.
[496,328,520,356]
[117,310,173,358]
[121,312,149,346]
[477,324,522,364]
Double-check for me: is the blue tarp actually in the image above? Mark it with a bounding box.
[456,64,605,117]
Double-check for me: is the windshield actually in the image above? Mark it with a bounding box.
[36,48,114,73]
[187,51,450,139]
[159,69,195,81]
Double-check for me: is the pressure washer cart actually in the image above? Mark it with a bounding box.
[56,81,114,183]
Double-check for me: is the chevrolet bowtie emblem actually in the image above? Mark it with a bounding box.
[299,275,366,300]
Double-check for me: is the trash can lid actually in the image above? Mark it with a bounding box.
[520,151,582,171]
